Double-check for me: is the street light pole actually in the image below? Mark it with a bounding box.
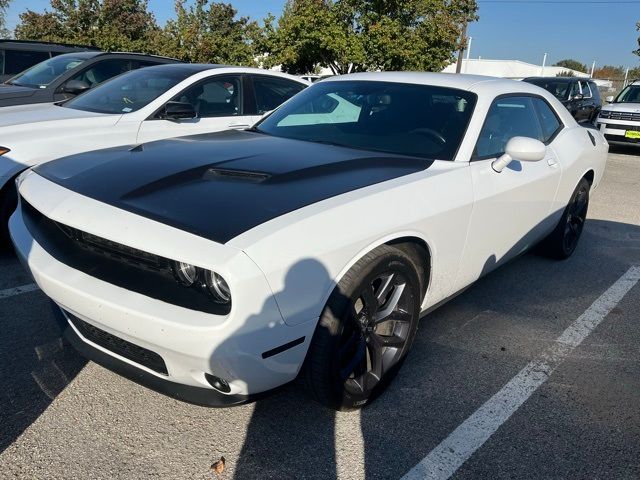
[541,53,547,76]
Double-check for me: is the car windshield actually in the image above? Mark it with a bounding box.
[255,80,477,161]
[64,67,190,114]
[614,85,640,103]
[525,79,571,101]
[6,55,87,88]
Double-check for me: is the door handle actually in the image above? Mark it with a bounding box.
[547,156,558,166]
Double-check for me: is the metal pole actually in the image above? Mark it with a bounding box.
[464,37,473,73]
[624,67,629,87]
[455,22,467,74]
[590,61,596,77]
[541,53,547,76]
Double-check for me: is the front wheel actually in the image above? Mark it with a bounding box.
[538,177,590,260]
[303,245,422,410]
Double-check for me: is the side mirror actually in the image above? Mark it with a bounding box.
[605,95,615,103]
[492,137,546,173]
[63,79,91,95]
[163,101,196,120]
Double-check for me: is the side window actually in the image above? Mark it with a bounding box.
[580,81,592,98]
[474,96,542,159]
[0,50,4,75]
[132,60,161,70]
[173,75,241,118]
[569,82,580,99]
[252,76,306,114]
[532,98,562,143]
[71,59,131,88]
[4,49,50,75]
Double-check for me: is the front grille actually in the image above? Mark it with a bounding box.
[600,123,640,131]
[599,110,640,122]
[20,197,230,315]
[66,311,168,375]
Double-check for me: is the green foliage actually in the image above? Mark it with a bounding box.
[0,0,10,37]
[263,0,478,75]
[593,65,625,79]
[158,0,261,65]
[15,0,159,52]
[635,21,640,57]
[556,70,575,77]
[553,59,587,73]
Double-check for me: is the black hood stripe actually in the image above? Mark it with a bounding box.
[35,130,433,244]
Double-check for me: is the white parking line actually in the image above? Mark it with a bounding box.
[402,266,640,480]
[0,283,39,299]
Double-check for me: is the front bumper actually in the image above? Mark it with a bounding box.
[10,173,317,400]
[597,120,640,146]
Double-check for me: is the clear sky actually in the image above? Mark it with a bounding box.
[5,0,640,69]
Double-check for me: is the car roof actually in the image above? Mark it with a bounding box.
[0,39,99,51]
[323,71,535,92]
[524,76,593,83]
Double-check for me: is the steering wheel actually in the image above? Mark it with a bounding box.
[411,128,447,146]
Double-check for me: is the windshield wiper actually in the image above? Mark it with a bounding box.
[245,126,267,134]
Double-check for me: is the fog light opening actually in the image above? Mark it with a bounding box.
[204,373,231,393]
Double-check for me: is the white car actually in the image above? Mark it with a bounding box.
[0,64,308,243]
[597,80,640,146]
[10,73,608,409]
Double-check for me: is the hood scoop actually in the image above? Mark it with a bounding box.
[204,168,270,183]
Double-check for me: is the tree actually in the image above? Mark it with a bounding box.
[15,0,160,53]
[635,21,639,57]
[263,0,478,75]
[0,0,10,38]
[593,65,625,79]
[158,0,263,65]
[556,70,575,77]
[553,59,587,73]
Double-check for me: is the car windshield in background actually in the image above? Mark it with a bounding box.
[256,81,477,161]
[614,85,640,103]
[526,79,570,101]
[6,55,87,88]
[64,67,189,114]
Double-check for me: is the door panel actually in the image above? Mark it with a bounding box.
[455,95,562,289]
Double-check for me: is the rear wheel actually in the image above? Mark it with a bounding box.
[0,180,18,249]
[303,245,422,410]
[538,178,590,260]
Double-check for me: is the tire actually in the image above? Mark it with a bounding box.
[0,180,18,249]
[303,244,422,410]
[538,177,590,260]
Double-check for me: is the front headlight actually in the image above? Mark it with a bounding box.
[0,146,10,156]
[170,261,231,305]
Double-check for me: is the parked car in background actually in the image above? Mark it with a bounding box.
[0,39,99,82]
[596,80,640,147]
[0,51,179,108]
[523,77,601,124]
[0,64,308,243]
[9,73,607,409]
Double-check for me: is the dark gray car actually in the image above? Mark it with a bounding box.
[0,51,180,108]
[523,77,602,124]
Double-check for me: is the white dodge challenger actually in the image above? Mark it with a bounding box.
[10,73,608,409]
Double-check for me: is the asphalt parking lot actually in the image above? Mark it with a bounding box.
[1,147,639,480]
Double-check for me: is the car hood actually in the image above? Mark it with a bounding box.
[34,129,432,244]
[0,103,112,128]
[0,83,38,100]
[601,102,640,114]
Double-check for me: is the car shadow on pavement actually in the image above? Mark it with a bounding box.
[229,217,640,480]
[0,250,87,454]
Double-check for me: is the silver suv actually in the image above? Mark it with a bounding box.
[597,80,640,146]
